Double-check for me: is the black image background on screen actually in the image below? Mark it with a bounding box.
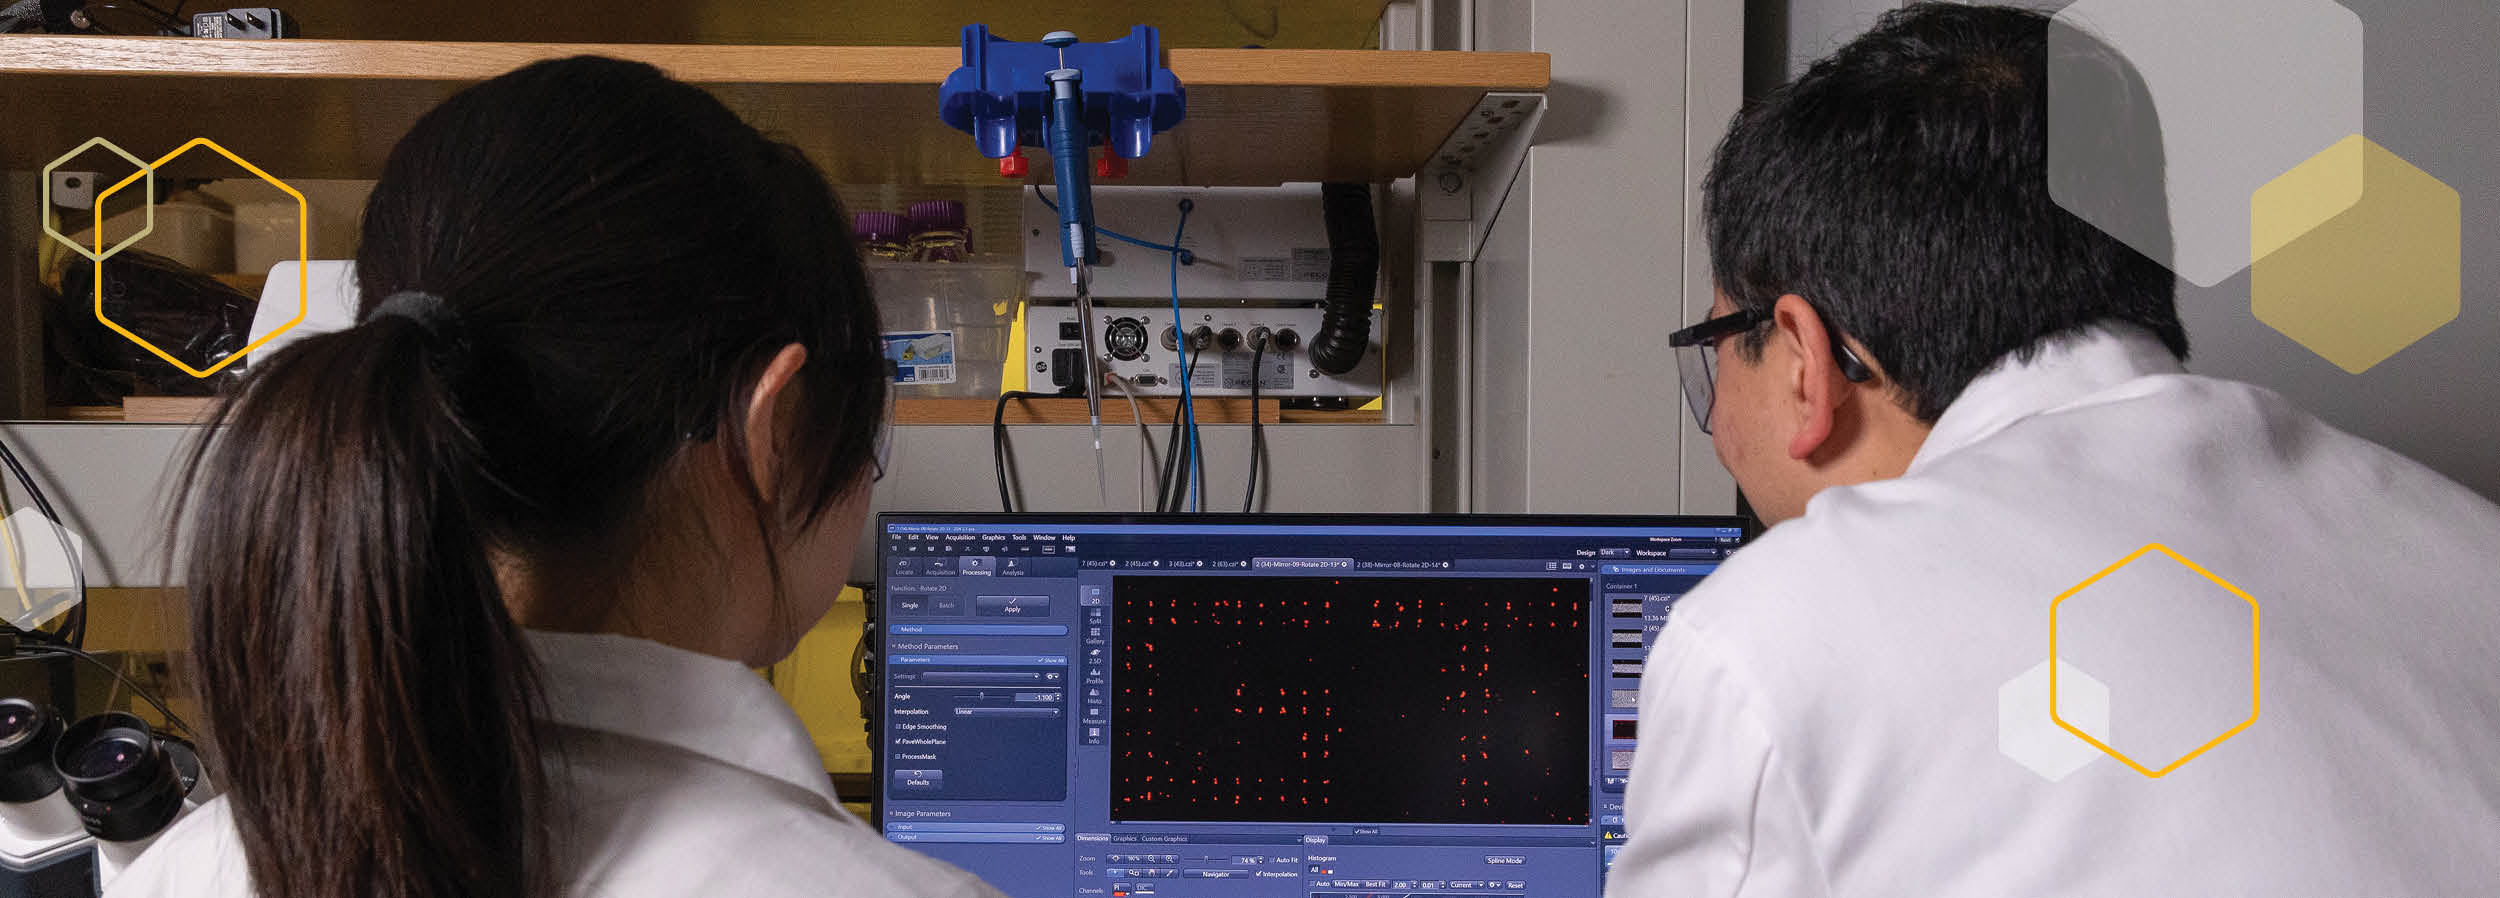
[1111,576,1590,826]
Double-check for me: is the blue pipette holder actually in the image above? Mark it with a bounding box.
[938,25,1187,163]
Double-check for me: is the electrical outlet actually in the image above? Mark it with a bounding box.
[191,7,295,39]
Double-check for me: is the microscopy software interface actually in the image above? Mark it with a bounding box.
[875,515,1745,898]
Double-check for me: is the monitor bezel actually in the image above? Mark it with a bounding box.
[865,511,1755,822]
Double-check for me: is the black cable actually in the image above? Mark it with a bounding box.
[992,390,1050,512]
[17,645,194,740]
[1152,344,1192,513]
[0,435,87,647]
[1156,398,1186,513]
[128,0,188,30]
[83,2,190,34]
[1162,348,1205,512]
[1244,343,1265,512]
[993,391,1021,512]
[1188,348,1209,512]
[1193,410,1209,514]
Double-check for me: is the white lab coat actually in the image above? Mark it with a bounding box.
[108,631,1005,898]
[1608,326,2500,898]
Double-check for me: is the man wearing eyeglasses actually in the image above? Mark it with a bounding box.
[1608,5,2500,898]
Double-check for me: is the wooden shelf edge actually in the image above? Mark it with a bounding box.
[122,396,219,423]
[1280,407,1384,425]
[73,395,1382,426]
[0,36,1548,90]
[6,36,1544,185]
[0,37,955,82]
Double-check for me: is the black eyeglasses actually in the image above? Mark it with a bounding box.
[683,356,896,483]
[870,357,898,483]
[1667,305,1873,434]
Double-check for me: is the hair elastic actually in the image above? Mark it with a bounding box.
[367,291,452,332]
[366,291,471,379]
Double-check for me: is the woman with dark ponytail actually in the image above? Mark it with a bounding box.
[113,57,1005,898]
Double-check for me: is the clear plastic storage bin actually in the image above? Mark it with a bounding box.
[869,262,1031,398]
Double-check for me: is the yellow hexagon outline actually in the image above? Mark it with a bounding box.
[91,138,307,379]
[2049,543,2261,778]
[41,137,154,263]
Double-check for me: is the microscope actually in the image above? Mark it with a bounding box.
[0,649,208,897]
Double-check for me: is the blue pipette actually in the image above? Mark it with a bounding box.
[1041,31,1110,504]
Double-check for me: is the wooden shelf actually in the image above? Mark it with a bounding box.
[189,1,1396,49]
[96,395,1383,426]
[120,396,219,423]
[3,36,1548,186]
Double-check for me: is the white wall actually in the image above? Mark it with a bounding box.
[1463,0,1747,514]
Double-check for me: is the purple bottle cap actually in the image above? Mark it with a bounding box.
[853,211,909,243]
[907,200,967,232]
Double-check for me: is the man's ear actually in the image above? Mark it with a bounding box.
[742,343,810,497]
[1768,294,1852,461]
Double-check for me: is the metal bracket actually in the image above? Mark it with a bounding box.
[1420,91,1545,262]
[48,170,98,211]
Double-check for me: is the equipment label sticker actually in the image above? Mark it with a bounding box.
[883,330,957,385]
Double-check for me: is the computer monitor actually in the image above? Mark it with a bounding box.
[872,513,1750,898]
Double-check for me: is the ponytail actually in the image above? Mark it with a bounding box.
[165,54,888,898]
[171,308,544,898]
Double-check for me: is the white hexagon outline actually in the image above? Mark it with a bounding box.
[40,137,154,263]
[2046,0,2367,287]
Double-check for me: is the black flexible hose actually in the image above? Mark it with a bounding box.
[1308,183,1378,375]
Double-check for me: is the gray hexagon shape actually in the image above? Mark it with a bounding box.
[1998,659,2109,782]
[2048,0,2365,287]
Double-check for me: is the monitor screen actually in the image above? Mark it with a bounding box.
[873,514,1748,898]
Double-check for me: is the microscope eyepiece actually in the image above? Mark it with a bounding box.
[0,698,65,803]
[54,713,192,842]
[63,733,149,787]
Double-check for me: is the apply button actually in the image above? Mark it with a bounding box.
[977,595,1050,616]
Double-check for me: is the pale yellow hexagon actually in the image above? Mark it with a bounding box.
[2252,136,2461,374]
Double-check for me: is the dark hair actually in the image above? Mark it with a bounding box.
[1703,2,2186,421]
[167,56,886,898]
